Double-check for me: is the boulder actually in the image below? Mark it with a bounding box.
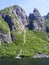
[0,30,11,44]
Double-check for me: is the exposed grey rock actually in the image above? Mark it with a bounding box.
[44,13,49,33]
[44,13,49,19]
[13,5,28,26]
[0,13,24,32]
[28,8,45,31]
[0,30,11,44]
[33,53,49,58]
[0,5,26,44]
[0,5,27,31]
[44,44,48,49]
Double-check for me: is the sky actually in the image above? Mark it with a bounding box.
[0,0,49,16]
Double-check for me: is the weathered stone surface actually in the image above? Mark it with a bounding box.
[0,30,11,44]
[44,13,49,33]
[28,8,45,31]
[13,5,28,26]
[44,13,49,19]
[0,5,26,44]
[33,53,49,58]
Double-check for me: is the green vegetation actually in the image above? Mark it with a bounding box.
[0,6,18,20]
[21,30,49,57]
[33,30,48,42]
[0,6,21,32]
[11,31,24,46]
[0,6,13,14]
[0,17,9,33]
[0,31,24,58]
[0,29,49,57]
[0,42,21,58]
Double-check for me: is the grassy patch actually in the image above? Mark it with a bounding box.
[33,30,48,42]
[0,42,21,58]
[22,29,49,56]
[0,17,9,33]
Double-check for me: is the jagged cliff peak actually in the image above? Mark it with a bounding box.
[28,8,45,31]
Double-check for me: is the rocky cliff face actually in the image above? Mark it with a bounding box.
[44,13,49,20]
[0,5,28,44]
[0,5,28,30]
[0,16,11,44]
[28,8,45,31]
[44,13,49,33]
[0,30,11,44]
[0,5,49,44]
[13,5,28,25]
